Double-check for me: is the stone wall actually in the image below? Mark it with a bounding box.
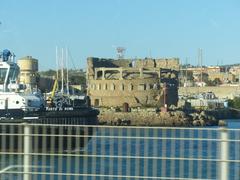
[88,79,164,107]
[87,57,179,79]
[87,57,179,108]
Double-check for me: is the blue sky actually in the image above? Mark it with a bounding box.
[0,0,240,70]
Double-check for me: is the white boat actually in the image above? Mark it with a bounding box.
[0,49,99,151]
[0,49,44,118]
[0,49,99,123]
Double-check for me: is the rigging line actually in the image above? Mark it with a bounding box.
[67,49,77,70]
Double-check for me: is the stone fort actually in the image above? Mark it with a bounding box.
[87,57,179,108]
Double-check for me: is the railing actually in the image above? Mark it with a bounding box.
[0,123,239,180]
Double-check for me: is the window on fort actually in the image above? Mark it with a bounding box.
[97,84,101,90]
[94,99,100,107]
[149,84,154,89]
[153,83,160,90]
[120,83,124,91]
[138,83,146,90]
[96,71,103,79]
[110,84,115,91]
[103,83,107,90]
[144,72,158,78]
[146,84,151,90]
[128,83,133,91]
[105,70,119,79]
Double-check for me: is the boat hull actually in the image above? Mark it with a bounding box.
[0,108,99,152]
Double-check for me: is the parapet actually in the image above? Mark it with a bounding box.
[87,57,179,80]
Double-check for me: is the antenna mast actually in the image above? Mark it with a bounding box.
[116,47,126,59]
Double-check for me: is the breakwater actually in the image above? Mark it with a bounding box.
[98,108,221,126]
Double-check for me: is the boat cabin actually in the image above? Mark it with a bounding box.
[0,49,20,92]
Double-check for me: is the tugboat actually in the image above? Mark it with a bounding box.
[0,49,99,150]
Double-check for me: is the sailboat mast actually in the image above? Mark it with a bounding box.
[56,46,59,80]
[55,46,59,93]
[66,48,69,95]
[198,48,203,84]
[61,48,64,94]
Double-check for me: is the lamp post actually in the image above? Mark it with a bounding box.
[162,83,168,112]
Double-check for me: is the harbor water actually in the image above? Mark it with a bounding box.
[0,119,240,180]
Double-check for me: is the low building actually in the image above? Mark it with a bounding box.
[184,66,235,84]
[229,65,240,75]
[187,92,227,109]
[87,57,179,108]
[208,72,235,83]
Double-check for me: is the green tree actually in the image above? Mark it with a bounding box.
[228,97,240,109]
[206,78,222,86]
[39,69,56,77]
[196,72,208,82]
[69,75,86,85]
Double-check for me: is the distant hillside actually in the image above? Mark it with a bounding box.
[39,69,86,85]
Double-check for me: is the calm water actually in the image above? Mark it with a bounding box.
[1,119,240,180]
[225,119,240,128]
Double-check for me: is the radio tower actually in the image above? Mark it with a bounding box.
[116,47,126,59]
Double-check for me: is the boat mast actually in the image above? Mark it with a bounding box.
[61,48,64,94]
[66,48,69,95]
[55,46,59,91]
[56,47,59,80]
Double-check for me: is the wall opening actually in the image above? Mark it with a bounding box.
[120,84,124,91]
[94,99,100,107]
[110,84,115,91]
[138,83,146,91]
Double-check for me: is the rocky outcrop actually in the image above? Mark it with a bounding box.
[98,108,220,127]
